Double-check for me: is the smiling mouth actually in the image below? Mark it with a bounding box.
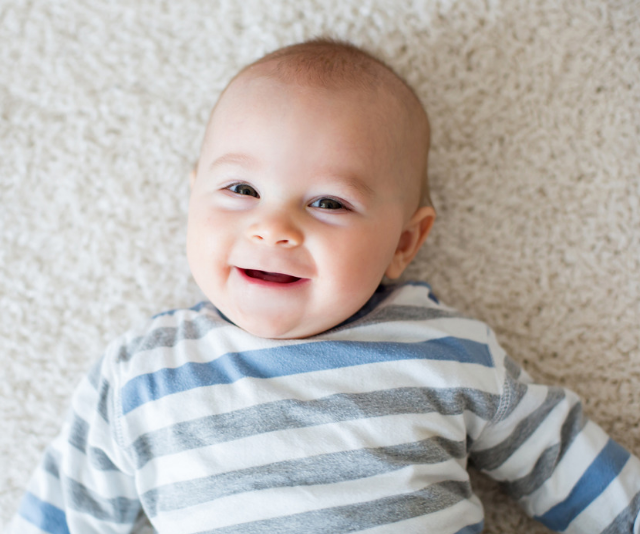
[241,268,302,284]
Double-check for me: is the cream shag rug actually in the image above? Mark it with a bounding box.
[1,1,639,532]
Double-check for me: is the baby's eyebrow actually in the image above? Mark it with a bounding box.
[209,153,259,171]
[318,170,375,200]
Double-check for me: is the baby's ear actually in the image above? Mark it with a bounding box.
[189,164,198,189]
[385,206,436,279]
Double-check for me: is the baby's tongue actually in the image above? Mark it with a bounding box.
[245,269,299,283]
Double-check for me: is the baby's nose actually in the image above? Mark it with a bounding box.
[247,215,303,247]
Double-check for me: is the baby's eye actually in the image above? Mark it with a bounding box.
[227,183,259,198]
[310,198,345,210]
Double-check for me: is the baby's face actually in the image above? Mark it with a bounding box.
[187,73,426,338]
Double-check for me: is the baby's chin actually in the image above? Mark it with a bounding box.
[223,308,334,339]
[236,317,325,340]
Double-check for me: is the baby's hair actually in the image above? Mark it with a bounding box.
[216,38,432,207]
[247,38,408,92]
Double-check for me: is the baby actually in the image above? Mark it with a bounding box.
[8,39,640,534]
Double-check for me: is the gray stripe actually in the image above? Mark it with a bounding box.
[492,355,528,423]
[602,489,640,534]
[380,305,463,322]
[130,387,499,469]
[65,476,140,524]
[69,414,89,453]
[81,358,112,424]
[97,379,111,423]
[88,447,121,471]
[496,376,528,422]
[116,314,222,363]
[141,436,466,517]
[42,449,61,479]
[470,387,566,472]
[194,480,472,534]
[503,355,522,382]
[500,401,587,499]
[331,304,462,334]
[365,305,462,324]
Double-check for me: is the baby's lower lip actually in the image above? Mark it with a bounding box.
[237,267,307,286]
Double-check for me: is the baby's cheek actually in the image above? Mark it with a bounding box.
[330,252,386,304]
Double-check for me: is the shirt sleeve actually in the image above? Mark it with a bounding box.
[6,351,146,534]
[469,332,640,534]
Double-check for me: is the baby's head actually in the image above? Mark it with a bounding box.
[187,39,435,339]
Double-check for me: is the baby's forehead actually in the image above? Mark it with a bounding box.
[211,71,403,163]
[208,65,409,158]
[217,62,419,145]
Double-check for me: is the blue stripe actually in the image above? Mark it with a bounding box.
[454,520,484,534]
[19,492,70,534]
[535,439,631,531]
[122,336,494,414]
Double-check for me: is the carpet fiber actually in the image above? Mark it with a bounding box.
[1,1,639,532]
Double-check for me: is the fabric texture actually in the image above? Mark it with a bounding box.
[7,283,640,533]
[1,2,639,533]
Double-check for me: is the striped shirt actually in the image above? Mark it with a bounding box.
[8,282,640,534]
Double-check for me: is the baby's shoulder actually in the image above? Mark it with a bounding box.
[97,301,229,379]
[327,281,511,374]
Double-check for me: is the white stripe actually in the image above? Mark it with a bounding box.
[69,377,100,419]
[153,460,469,532]
[486,331,510,373]
[320,316,492,346]
[136,412,470,489]
[122,358,502,439]
[64,511,135,534]
[566,453,640,534]
[27,469,66,510]
[520,420,610,516]
[7,514,51,534]
[383,285,447,309]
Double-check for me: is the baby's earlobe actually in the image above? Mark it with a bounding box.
[385,206,436,279]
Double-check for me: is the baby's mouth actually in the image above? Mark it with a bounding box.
[241,268,301,284]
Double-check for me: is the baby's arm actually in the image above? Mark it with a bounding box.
[6,352,144,534]
[470,333,640,533]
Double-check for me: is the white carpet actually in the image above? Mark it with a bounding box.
[1,0,639,532]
